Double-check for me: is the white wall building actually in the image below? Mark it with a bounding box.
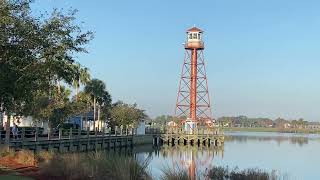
[2,115,49,133]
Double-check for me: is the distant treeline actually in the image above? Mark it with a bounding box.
[151,115,320,129]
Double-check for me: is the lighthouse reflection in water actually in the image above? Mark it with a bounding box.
[141,145,224,179]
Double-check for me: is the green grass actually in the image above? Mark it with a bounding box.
[223,127,320,134]
[0,175,34,180]
[0,167,34,180]
[160,166,284,180]
[206,166,279,180]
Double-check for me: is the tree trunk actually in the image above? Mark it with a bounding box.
[0,103,3,126]
[0,111,3,128]
[85,110,88,129]
[75,80,80,101]
[97,105,101,131]
[56,79,61,94]
[48,119,51,136]
[5,112,10,143]
[75,85,79,101]
[93,97,96,131]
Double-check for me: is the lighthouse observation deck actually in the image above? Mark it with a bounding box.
[185,41,204,50]
[184,27,204,50]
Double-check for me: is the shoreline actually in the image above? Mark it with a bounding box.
[223,127,320,134]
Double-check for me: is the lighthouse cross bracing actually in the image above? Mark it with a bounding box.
[175,27,213,123]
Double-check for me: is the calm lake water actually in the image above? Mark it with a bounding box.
[136,132,320,179]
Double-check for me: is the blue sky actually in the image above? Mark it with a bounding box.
[31,0,320,121]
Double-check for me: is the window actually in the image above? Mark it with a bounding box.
[189,33,192,39]
[198,33,201,40]
[193,33,197,39]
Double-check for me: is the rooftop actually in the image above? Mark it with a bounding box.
[186,27,203,32]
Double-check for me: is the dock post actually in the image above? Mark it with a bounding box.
[21,128,25,146]
[34,127,38,141]
[95,127,97,150]
[87,127,90,150]
[69,128,73,139]
[125,126,128,147]
[69,128,73,151]
[59,128,62,140]
[125,126,128,136]
[47,128,51,140]
[102,128,105,149]
[77,128,81,151]
[78,128,81,139]
[115,126,118,136]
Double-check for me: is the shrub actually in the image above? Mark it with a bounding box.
[15,150,36,166]
[206,166,279,180]
[0,146,15,158]
[39,151,151,180]
[39,153,90,180]
[36,150,54,164]
[160,166,190,180]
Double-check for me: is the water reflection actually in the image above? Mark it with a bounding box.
[140,132,320,179]
[225,132,320,147]
[148,145,224,179]
[225,135,309,146]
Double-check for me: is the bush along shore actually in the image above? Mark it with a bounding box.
[0,148,286,180]
[160,166,286,180]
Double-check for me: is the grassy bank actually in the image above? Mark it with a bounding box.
[223,127,320,134]
[161,166,285,180]
[0,148,286,180]
[0,147,151,180]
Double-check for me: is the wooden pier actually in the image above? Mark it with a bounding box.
[0,128,156,152]
[0,126,224,152]
[159,126,224,146]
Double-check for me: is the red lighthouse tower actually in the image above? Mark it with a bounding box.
[175,27,213,130]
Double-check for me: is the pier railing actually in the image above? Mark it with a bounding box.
[0,126,137,144]
[145,126,223,135]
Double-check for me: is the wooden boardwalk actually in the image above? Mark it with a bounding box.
[159,127,224,146]
[7,134,134,152]
[0,128,155,152]
[0,126,224,152]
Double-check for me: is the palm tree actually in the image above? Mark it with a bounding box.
[72,63,91,101]
[97,91,112,130]
[76,91,92,129]
[84,79,106,131]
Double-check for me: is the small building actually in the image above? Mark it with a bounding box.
[136,120,146,135]
[184,118,197,134]
[307,122,320,129]
[2,115,49,133]
[167,120,178,127]
[284,123,291,129]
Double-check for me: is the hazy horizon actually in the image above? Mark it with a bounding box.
[31,0,320,121]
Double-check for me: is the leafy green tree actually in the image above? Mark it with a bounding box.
[97,91,112,130]
[25,86,72,128]
[153,115,180,126]
[0,0,92,140]
[72,91,92,129]
[110,101,147,127]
